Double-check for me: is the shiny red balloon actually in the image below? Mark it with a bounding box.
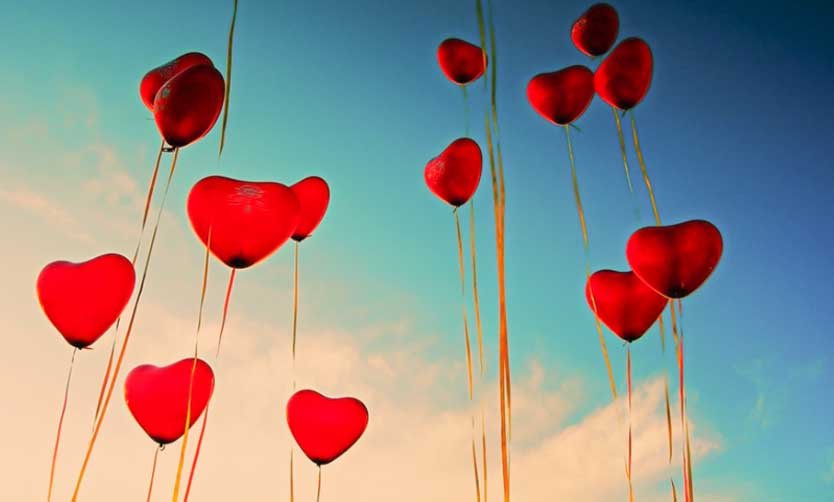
[153,65,225,148]
[287,389,369,466]
[36,253,135,349]
[585,270,668,342]
[124,358,214,445]
[527,65,595,125]
[571,3,619,57]
[290,176,330,242]
[626,220,723,299]
[437,38,487,85]
[139,52,214,111]
[594,37,653,111]
[424,138,482,208]
[187,176,301,269]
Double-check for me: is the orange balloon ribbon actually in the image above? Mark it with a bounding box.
[218,0,238,158]
[146,445,162,502]
[46,348,77,502]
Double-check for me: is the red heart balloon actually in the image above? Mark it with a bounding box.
[187,176,301,269]
[626,220,724,299]
[585,270,668,342]
[124,358,214,445]
[527,65,595,125]
[139,52,214,111]
[290,176,330,242]
[424,138,483,207]
[437,38,487,86]
[594,37,653,111]
[36,253,135,349]
[153,64,225,148]
[571,3,619,57]
[287,389,369,466]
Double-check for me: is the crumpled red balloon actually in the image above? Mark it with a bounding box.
[594,37,653,111]
[585,269,668,342]
[626,220,723,299]
[187,176,301,269]
[124,358,214,445]
[153,64,225,148]
[571,3,619,57]
[424,137,483,207]
[139,52,214,111]
[527,65,595,126]
[290,176,330,242]
[36,253,135,349]
[287,389,369,466]
[437,38,487,85]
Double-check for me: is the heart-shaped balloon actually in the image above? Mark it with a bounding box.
[187,176,301,269]
[594,37,653,111]
[424,137,482,207]
[626,220,723,299]
[36,253,135,349]
[571,3,619,57]
[527,65,595,125]
[139,52,214,111]
[290,176,330,242]
[287,389,369,466]
[437,38,487,86]
[153,64,225,148]
[585,269,668,342]
[124,358,214,445]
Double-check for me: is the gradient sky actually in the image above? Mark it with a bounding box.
[2,0,834,500]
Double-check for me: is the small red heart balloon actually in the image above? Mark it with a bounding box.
[626,220,724,299]
[139,52,214,111]
[153,64,225,148]
[124,358,214,445]
[594,37,653,111]
[287,389,369,466]
[527,65,595,126]
[290,176,330,242]
[437,38,487,86]
[424,138,483,207]
[585,270,668,342]
[36,253,135,349]
[187,176,301,269]
[571,3,619,57]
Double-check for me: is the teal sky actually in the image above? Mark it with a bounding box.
[3,0,834,500]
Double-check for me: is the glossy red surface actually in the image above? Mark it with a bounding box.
[153,65,225,148]
[571,3,619,57]
[585,269,668,342]
[290,176,330,242]
[139,52,214,111]
[424,137,483,207]
[286,389,369,466]
[437,38,487,85]
[527,65,595,126]
[594,37,653,111]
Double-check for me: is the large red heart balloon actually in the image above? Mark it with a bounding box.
[437,38,487,86]
[153,64,225,148]
[290,176,330,242]
[626,220,723,299]
[287,389,369,466]
[585,270,668,342]
[527,65,595,126]
[594,37,653,111]
[571,3,619,57]
[124,358,214,445]
[36,253,135,349]
[424,138,483,207]
[187,176,301,269]
[139,52,214,111]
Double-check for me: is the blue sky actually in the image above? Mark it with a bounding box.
[3,0,834,500]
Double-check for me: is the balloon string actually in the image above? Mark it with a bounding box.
[677,300,694,502]
[630,112,661,226]
[47,348,76,502]
[454,209,475,401]
[146,445,161,502]
[657,313,674,466]
[563,125,589,251]
[218,0,238,158]
[587,281,618,400]
[611,107,635,193]
[469,202,485,377]
[215,269,237,357]
[183,406,210,501]
[292,241,299,377]
[481,407,488,502]
[471,417,482,502]
[289,448,295,502]
[316,466,322,502]
[463,85,471,137]
[72,147,179,501]
[626,345,634,502]
[671,479,678,502]
[172,355,200,501]
[671,302,691,502]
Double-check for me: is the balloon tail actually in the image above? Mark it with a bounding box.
[611,106,635,193]
[454,209,475,401]
[93,324,117,426]
[677,300,695,502]
[672,479,678,502]
[146,445,161,502]
[47,348,76,502]
[183,405,210,501]
[292,241,299,375]
[172,356,200,501]
[316,466,322,502]
[471,418,482,502]
[626,346,634,502]
[587,284,618,400]
[289,449,295,502]
[563,125,589,252]
[71,148,179,501]
[469,202,485,377]
[671,302,692,502]
[481,408,488,502]
[218,0,238,158]
[630,112,661,225]
[215,268,237,357]
[132,139,167,264]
